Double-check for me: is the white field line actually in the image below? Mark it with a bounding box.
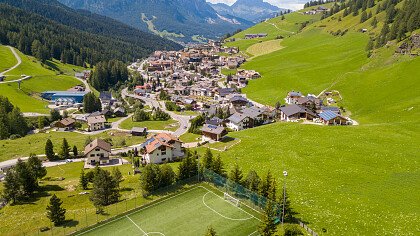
[202,192,254,221]
[248,230,259,236]
[126,215,147,235]
[200,185,264,217]
[75,186,200,235]
[146,232,166,235]
[199,186,262,222]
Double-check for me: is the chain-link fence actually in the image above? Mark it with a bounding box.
[20,176,199,236]
[201,168,282,218]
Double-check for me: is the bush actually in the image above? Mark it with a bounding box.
[283,224,303,236]
[9,134,22,140]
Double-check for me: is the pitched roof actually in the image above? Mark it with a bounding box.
[230,96,248,103]
[58,118,75,126]
[143,133,181,154]
[280,104,317,117]
[131,127,147,133]
[84,139,111,154]
[228,113,248,123]
[287,91,302,97]
[87,115,106,124]
[202,124,226,135]
[241,106,263,119]
[319,111,343,121]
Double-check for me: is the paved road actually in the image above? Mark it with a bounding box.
[122,88,193,137]
[0,46,22,76]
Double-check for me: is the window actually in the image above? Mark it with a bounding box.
[161,151,166,155]
[161,158,166,162]
[90,154,95,157]
[95,148,100,151]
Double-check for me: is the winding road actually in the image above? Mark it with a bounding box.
[0,46,33,84]
[121,88,193,137]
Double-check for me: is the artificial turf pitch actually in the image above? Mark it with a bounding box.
[76,185,261,236]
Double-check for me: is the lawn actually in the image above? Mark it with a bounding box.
[0,130,145,162]
[119,119,179,132]
[0,46,81,113]
[75,185,260,236]
[0,45,17,72]
[0,162,145,236]
[180,132,201,143]
[247,39,284,59]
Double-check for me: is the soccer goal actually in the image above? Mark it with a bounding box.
[224,192,240,207]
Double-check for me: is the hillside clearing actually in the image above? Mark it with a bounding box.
[247,39,284,59]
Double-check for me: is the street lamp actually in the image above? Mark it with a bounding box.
[282,170,288,226]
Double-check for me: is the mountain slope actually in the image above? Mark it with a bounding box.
[216,1,420,235]
[211,0,287,22]
[57,0,253,42]
[0,0,181,66]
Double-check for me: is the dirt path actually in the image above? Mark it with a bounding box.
[0,46,22,76]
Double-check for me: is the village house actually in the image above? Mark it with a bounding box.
[87,114,106,131]
[99,92,114,107]
[84,139,112,166]
[318,111,348,125]
[202,124,227,141]
[285,91,303,104]
[54,117,76,131]
[280,104,318,122]
[131,127,148,136]
[245,33,268,39]
[227,113,252,131]
[141,133,184,164]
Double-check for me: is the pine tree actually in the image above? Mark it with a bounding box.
[279,189,294,223]
[160,164,175,187]
[245,170,261,192]
[45,139,55,160]
[229,163,243,185]
[259,200,277,236]
[204,226,217,236]
[46,194,66,226]
[59,138,70,159]
[79,169,88,190]
[360,11,368,23]
[366,38,374,52]
[73,145,78,158]
[27,154,46,181]
[371,17,378,28]
[260,170,272,198]
[90,168,120,209]
[2,169,21,204]
[15,159,37,196]
[112,167,123,189]
[202,148,213,170]
[50,109,61,122]
[38,116,45,129]
[140,164,162,193]
[212,155,226,177]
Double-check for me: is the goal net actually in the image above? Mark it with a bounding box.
[224,192,240,207]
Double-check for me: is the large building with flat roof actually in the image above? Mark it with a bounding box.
[41,91,87,103]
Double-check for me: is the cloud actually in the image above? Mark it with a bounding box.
[206,0,306,10]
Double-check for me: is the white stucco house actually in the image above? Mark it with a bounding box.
[84,139,112,166]
[141,133,184,164]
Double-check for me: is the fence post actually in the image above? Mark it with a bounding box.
[85,208,87,228]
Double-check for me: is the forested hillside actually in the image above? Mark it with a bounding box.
[0,0,181,66]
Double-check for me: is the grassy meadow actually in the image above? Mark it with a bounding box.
[0,45,17,72]
[119,118,179,132]
[0,130,145,162]
[218,2,420,234]
[0,46,83,113]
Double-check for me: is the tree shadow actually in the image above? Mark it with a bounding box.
[120,187,134,192]
[41,184,65,192]
[44,60,60,72]
[63,220,79,227]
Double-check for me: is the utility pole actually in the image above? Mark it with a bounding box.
[282,170,288,226]
[197,154,200,182]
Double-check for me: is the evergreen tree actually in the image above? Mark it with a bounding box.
[46,194,66,226]
[259,200,277,236]
[133,108,150,122]
[212,155,226,177]
[90,168,120,209]
[160,164,175,187]
[79,169,88,190]
[73,145,78,158]
[279,189,294,223]
[111,167,123,189]
[260,170,273,198]
[38,116,45,129]
[202,148,213,170]
[371,17,378,28]
[269,179,277,202]
[2,168,21,204]
[229,163,243,185]
[45,139,55,161]
[366,38,374,52]
[59,138,70,159]
[245,170,261,192]
[83,92,102,113]
[15,159,37,196]
[27,154,46,181]
[50,109,61,122]
[8,107,29,137]
[360,11,368,23]
[140,164,162,193]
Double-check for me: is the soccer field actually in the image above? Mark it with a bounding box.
[75,185,261,236]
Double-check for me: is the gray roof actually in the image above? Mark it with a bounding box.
[230,96,248,103]
[241,106,263,119]
[280,104,317,117]
[319,111,339,121]
[131,127,147,133]
[202,124,225,135]
[228,113,248,123]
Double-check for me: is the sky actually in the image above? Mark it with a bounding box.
[206,0,306,11]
